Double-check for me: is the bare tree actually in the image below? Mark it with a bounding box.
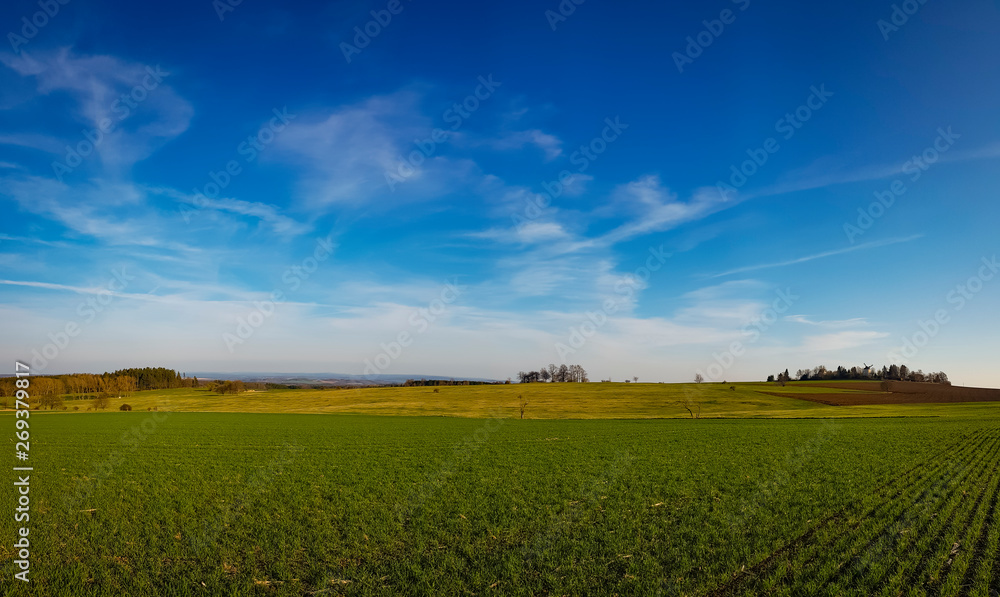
[633,376,638,383]
[519,395,528,420]
[681,386,702,418]
[694,373,704,383]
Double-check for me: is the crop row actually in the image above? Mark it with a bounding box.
[2,414,998,595]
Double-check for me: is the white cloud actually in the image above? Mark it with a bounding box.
[591,176,734,247]
[469,221,570,245]
[800,330,890,352]
[489,129,562,160]
[270,91,480,206]
[746,142,1000,200]
[1,48,193,171]
[0,133,65,154]
[785,315,869,328]
[710,234,924,278]
[150,187,312,237]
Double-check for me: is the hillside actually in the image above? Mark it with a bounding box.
[11,380,1000,419]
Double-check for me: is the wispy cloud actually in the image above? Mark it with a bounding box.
[0,133,65,154]
[709,234,924,278]
[746,142,1000,200]
[150,187,312,237]
[468,221,570,245]
[1,48,193,171]
[0,234,71,248]
[799,330,889,352]
[271,91,477,206]
[785,315,869,328]
[488,129,562,161]
[590,176,736,248]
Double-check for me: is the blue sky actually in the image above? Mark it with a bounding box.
[1,0,998,385]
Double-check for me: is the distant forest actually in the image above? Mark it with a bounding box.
[0,367,202,409]
[0,367,195,397]
[401,379,499,387]
[767,364,949,384]
[0,367,287,408]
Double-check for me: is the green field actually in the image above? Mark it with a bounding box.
[3,395,1000,595]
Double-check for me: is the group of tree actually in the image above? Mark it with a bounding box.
[767,364,949,384]
[203,380,279,394]
[517,364,588,383]
[0,367,201,410]
[401,379,497,387]
[109,367,199,390]
[209,380,246,395]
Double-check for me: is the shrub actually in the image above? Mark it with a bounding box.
[119,404,133,412]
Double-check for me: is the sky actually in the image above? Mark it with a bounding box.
[0,0,998,386]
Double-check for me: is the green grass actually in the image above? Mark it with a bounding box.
[2,411,999,595]
[22,381,1000,420]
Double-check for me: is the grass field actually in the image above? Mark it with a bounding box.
[2,401,1000,595]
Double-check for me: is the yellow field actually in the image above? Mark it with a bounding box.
[25,380,1000,420]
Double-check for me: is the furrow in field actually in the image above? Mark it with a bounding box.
[819,431,997,591]
[945,441,1000,597]
[745,428,996,594]
[705,427,990,596]
[873,434,1000,595]
[989,510,1000,597]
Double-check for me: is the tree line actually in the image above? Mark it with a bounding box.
[402,379,498,387]
[767,364,950,384]
[517,364,588,383]
[0,367,200,410]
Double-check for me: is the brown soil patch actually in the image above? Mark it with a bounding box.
[761,391,895,406]
[771,381,1000,406]
[805,381,883,392]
